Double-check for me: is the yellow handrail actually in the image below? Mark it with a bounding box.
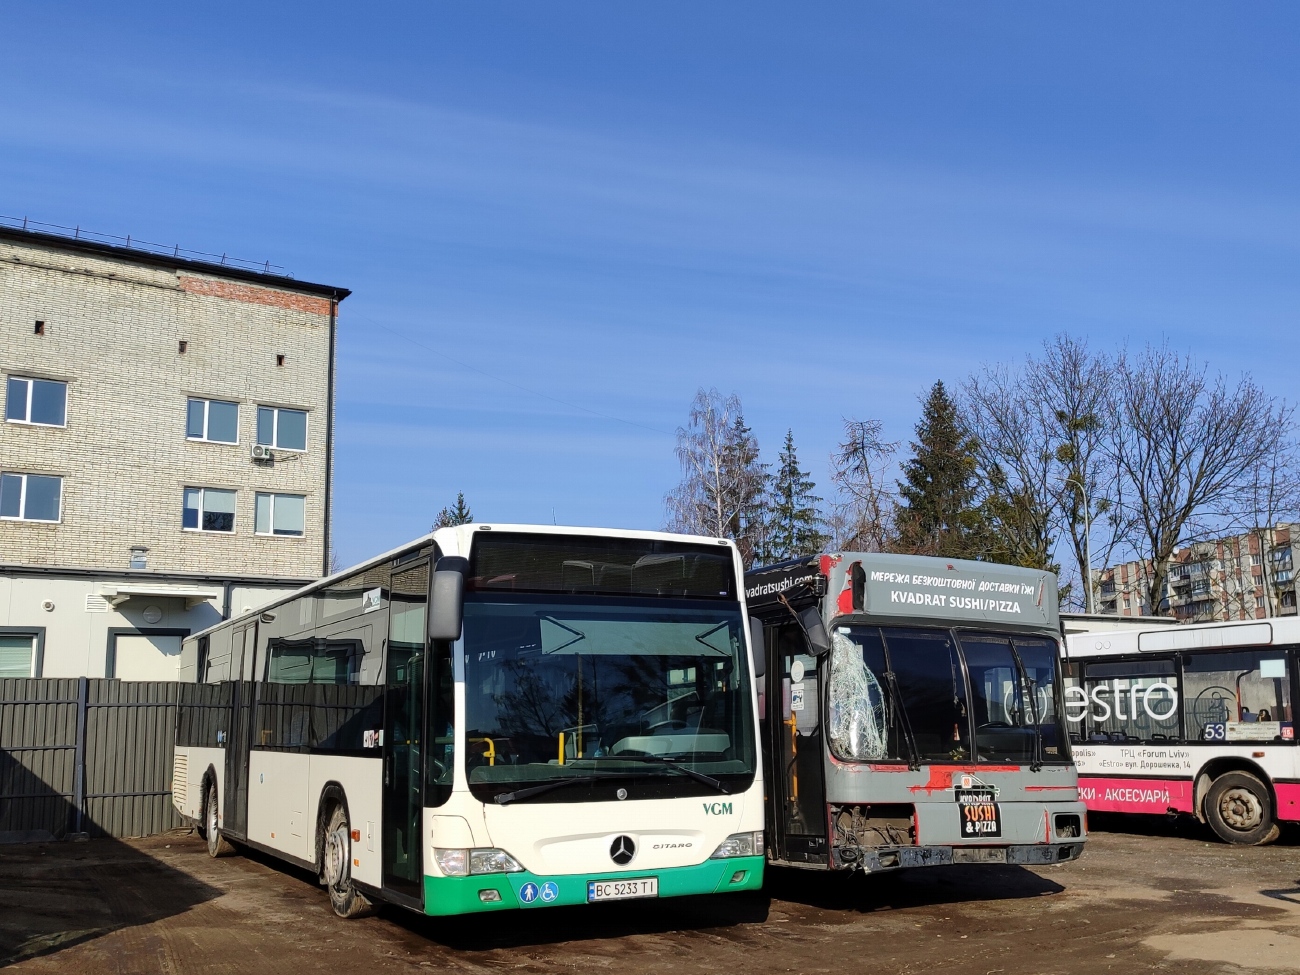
[468,737,496,767]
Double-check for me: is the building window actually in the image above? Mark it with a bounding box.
[256,406,307,451]
[0,473,62,522]
[1252,554,1262,565]
[5,377,67,427]
[1257,595,1267,609]
[183,487,236,533]
[1284,591,1298,609]
[255,492,306,537]
[0,634,37,678]
[186,398,238,444]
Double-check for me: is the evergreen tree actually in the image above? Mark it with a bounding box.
[433,492,473,530]
[720,413,770,565]
[895,381,986,559]
[766,429,828,561]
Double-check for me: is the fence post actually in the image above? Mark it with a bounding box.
[72,677,88,836]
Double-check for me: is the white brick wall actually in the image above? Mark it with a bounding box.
[0,235,341,579]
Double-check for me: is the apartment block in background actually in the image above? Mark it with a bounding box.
[0,220,348,679]
[1096,524,1299,623]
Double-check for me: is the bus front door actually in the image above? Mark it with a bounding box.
[381,629,426,898]
[768,623,828,864]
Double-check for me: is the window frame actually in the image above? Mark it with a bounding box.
[182,486,237,534]
[256,405,309,452]
[5,376,68,428]
[0,472,64,523]
[185,397,240,445]
[254,491,307,538]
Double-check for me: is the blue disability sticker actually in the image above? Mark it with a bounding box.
[519,882,539,904]
[540,882,559,902]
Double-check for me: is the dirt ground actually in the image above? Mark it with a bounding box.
[3,816,1300,975]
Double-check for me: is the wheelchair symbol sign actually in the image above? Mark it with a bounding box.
[540,881,559,902]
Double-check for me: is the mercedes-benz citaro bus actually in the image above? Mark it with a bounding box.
[745,553,1085,874]
[172,525,764,918]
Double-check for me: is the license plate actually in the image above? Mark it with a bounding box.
[956,788,1002,839]
[587,877,658,902]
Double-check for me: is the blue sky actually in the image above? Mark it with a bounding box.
[3,4,1297,566]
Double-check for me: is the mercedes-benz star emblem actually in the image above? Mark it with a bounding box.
[616,788,628,801]
[609,835,636,865]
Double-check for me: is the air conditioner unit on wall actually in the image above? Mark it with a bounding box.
[251,444,274,461]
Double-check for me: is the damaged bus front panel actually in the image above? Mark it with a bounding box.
[746,553,1086,874]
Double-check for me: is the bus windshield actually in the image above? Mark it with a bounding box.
[462,594,756,803]
[827,625,1070,766]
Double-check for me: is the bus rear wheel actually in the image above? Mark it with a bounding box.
[322,804,373,919]
[204,783,235,858]
[1205,771,1280,846]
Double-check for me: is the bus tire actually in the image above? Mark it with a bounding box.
[205,783,235,858]
[1205,771,1279,846]
[323,803,373,919]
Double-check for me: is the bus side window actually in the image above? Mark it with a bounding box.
[1182,650,1292,742]
[1079,658,1179,743]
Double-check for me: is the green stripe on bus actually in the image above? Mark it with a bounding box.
[422,856,765,916]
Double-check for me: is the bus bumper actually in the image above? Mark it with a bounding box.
[837,841,1084,872]
[422,855,764,915]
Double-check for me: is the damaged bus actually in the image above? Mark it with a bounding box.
[173,525,764,917]
[745,553,1085,874]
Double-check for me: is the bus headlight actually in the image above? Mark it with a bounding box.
[433,848,525,877]
[709,831,764,859]
[469,848,525,875]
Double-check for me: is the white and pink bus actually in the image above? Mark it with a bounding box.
[1064,618,1299,844]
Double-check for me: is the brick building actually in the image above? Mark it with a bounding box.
[1097,524,1299,623]
[0,222,348,678]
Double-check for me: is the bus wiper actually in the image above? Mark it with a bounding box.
[589,755,730,794]
[883,670,922,771]
[494,774,615,806]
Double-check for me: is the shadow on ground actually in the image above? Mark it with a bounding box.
[0,835,221,967]
[765,861,1065,915]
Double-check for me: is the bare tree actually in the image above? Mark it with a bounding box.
[1034,335,1130,609]
[1109,344,1291,615]
[962,362,1057,572]
[827,418,898,551]
[664,388,768,565]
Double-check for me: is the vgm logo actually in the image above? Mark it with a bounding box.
[702,802,733,815]
[1064,681,1178,723]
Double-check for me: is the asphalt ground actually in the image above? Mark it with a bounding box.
[3,815,1300,975]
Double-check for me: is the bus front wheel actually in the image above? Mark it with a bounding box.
[1205,771,1280,846]
[204,784,235,858]
[323,804,373,918]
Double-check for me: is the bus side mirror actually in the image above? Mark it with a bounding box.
[748,617,766,680]
[428,556,468,641]
[798,606,832,656]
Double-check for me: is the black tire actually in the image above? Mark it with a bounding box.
[322,804,373,918]
[205,783,235,858]
[1205,771,1280,846]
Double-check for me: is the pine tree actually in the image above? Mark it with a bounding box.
[433,492,473,530]
[895,381,986,559]
[766,430,828,562]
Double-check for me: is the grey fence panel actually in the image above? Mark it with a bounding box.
[0,678,80,837]
[0,678,216,839]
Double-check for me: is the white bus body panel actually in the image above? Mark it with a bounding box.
[172,745,225,822]
[424,780,763,878]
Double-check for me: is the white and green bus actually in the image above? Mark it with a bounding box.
[172,525,764,917]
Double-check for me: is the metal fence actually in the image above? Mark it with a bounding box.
[0,678,213,840]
